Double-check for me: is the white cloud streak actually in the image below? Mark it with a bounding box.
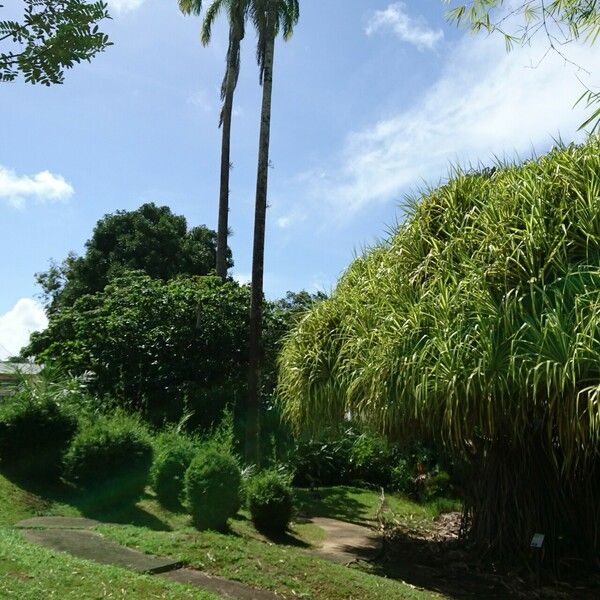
[308,34,600,214]
[0,166,74,209]
[107,0,146,14]
[0,299,47,360]
[366,2,443,51]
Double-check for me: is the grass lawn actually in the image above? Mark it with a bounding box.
[0,528,218,600]
[0,473,449,600]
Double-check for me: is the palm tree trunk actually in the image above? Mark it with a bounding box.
[215,35,239,280]
[247,32,275,465]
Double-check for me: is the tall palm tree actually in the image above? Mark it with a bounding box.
[178,0,247,279]
[246,0,299,463]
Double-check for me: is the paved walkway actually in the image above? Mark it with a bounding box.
[16,515,382,598]
[16,517,279,599]
[309,517,382,565]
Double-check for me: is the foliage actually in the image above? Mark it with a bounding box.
[184,447,241,529]
[246,468,294,534]
[63,411,153,504]
[27,272,251,426]
[445,0,600,130]
[151,428,197,509]
[290,425,395,488]
[0,382,78,479]
[279,138,600,563]
[0,0,110,85]
[36,203,231,313]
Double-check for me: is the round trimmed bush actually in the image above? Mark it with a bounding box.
[63,411,153,505]
[151,430,196,508]
[184,448,241,530]
[0,389,78,479]
[247,470,294,535]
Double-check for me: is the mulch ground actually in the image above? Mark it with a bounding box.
[373,512,600,600]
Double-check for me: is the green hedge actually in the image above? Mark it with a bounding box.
[185,448,240,530]
[63,411,153,505]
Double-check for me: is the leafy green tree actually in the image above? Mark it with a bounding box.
[246,0,299,464]
[446,0,600,130]
[0,0,111,84]
[37,203,232,312]
[179,0,248,280]
[26,272,250,427]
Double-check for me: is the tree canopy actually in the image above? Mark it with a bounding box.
[278,137,600,561]
[37,203,232,312]
[0,0,111,85]
[27,272,250,426]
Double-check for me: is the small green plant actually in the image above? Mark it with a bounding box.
[390,459,414,495]
[63,411,153,505]
[151,429,197,509]
[246,469,294,535]
[0,386,78,479]
[185,448,241,530]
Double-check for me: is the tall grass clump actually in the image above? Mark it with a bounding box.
[278,138,600,565]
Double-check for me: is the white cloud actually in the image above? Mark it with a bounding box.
[0,299,47,360]
[188,90,214,113]
[0,166,74,208]
[232,272,251,285]
[366,2,443,51]
[107,0,146,13]
[310,34,600,213]
[277,216,292,229]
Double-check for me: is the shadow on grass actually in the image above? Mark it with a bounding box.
[294,486,374,526]
[261,528,311,548]
[1,468,171,532]
[366,531,522,600]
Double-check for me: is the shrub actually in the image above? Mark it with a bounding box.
[291,426,394,487]
[185,448,241,530]
[151,430,197,508]
[0,387,78,479]
[63,411,153,505]
[247,470,294,535]
[348,431,392,486]
[390,459,414,495]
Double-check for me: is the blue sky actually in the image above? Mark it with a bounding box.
[1,0,599,358]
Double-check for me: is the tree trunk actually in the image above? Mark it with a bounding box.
[247,33,275,465]
[215,33,239,280]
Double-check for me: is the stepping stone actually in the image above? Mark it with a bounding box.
[162,568,281,600]
[20,529,182,574]
[310,517,382,565]
[15,516,99,530]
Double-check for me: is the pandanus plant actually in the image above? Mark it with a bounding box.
[278,138,600,564]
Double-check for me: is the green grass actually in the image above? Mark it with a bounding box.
[0,472,445,600]
[0,529,218,599]
[295,485,461,531]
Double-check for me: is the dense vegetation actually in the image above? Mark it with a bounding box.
[36,203,229,313]
[27,272,252,426]
[279,138,600,563]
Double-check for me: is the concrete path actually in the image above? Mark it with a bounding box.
[21,528,182,574]
[16,515,381,597]
[309,517,382,565]
[16,517,279,599]
[163,569,280,600]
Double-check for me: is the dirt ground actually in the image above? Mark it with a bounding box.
[369,512,600,600]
